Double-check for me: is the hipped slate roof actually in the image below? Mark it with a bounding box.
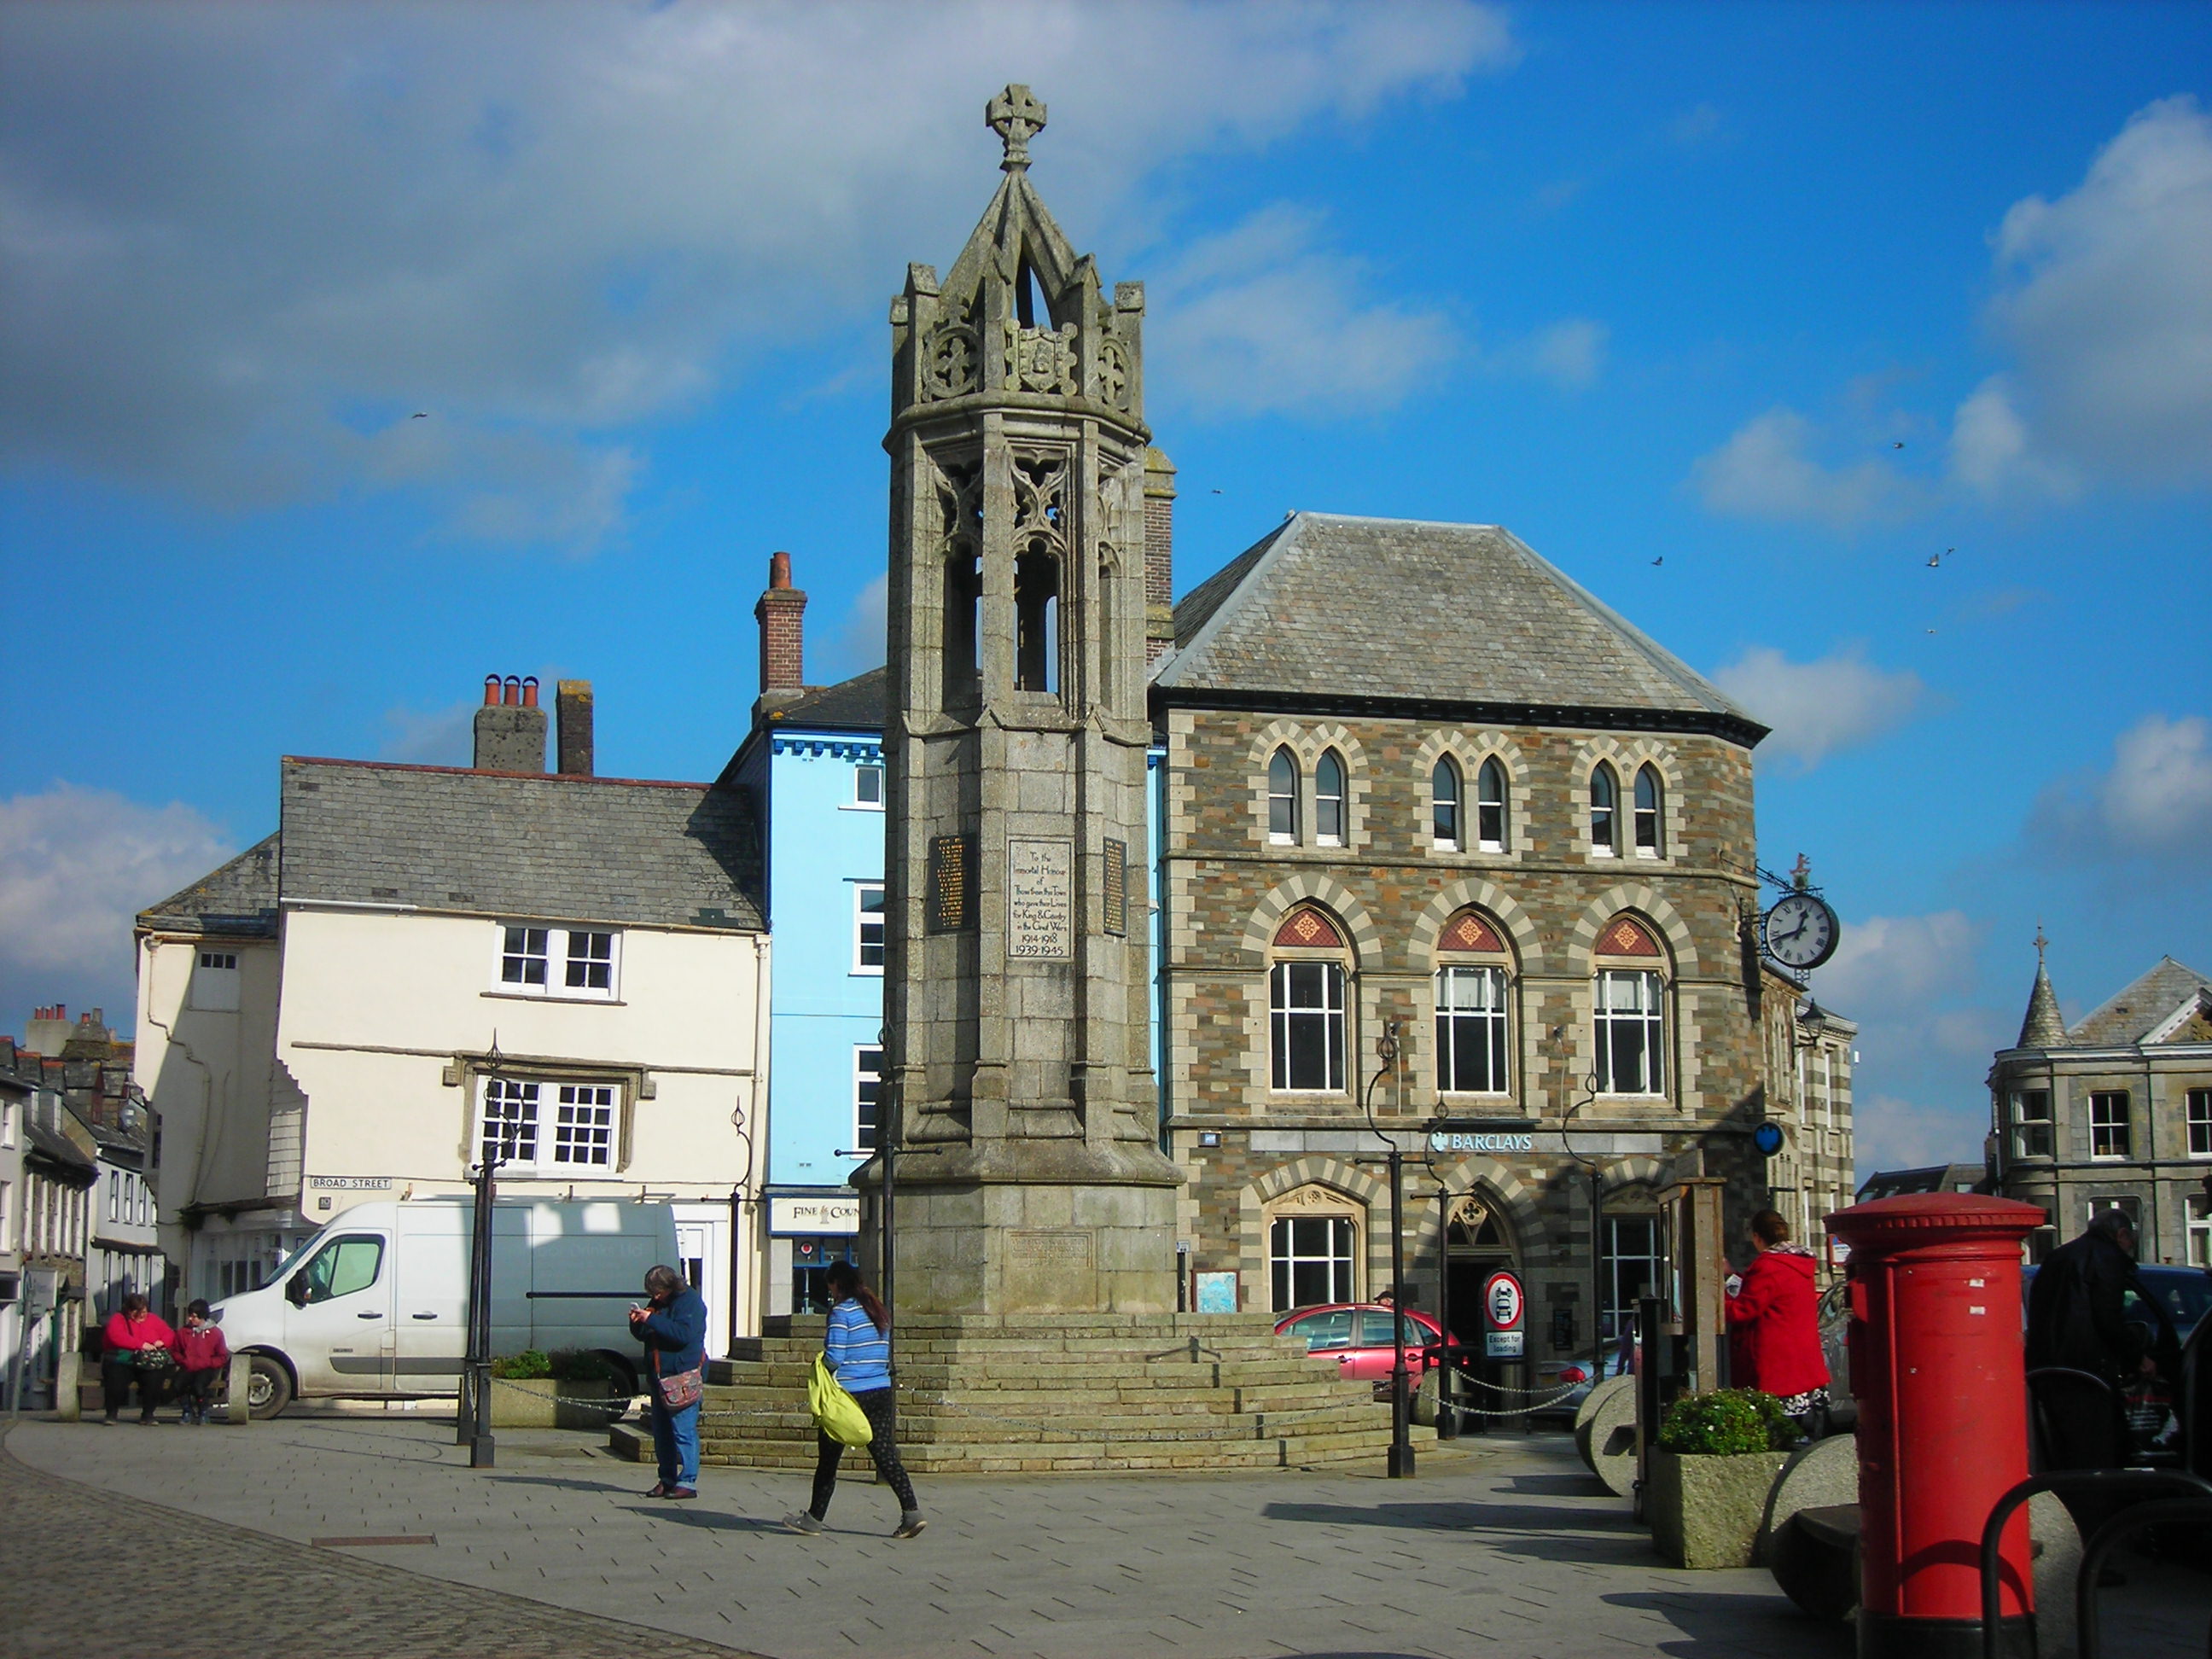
[139,833,281,937]
[1154,513,1766,744]
[2065,956,2212,1046]
[276,758,761,931]
[773,667,888,733]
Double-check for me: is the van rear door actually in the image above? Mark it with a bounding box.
[282,1231,394,1394]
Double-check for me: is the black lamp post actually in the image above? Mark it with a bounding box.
[1364,1019,1412,1479]
[463,1037,505,1469]
[1557,1044,1607,1402]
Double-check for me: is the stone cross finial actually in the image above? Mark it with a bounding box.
[987,84,1047,172]
[2034,922,2048,965]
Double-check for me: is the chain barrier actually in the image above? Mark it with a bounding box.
[481,1373,650,1412]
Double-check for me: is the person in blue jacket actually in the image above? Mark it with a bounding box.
[782,1260,924,1538]
[629,1263,707,1499]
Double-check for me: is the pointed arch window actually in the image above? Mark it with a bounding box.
[1593,915,1667,1096]
[1267,748,1300,844]
[1430,757,1462,849]
[1435,911,1511,1095]
[1589,763,1620,857]
[1271,908,1348,1092]
[1314,749,1347,846]
[1476,759,1509,852]
[1633,765,1664,858]
[943,550,980,707]
[1014,547,1060,694]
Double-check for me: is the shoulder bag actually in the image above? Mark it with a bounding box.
[652,1348,702,1412]
[809,1353,874,1447]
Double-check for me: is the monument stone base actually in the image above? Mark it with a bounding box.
[632,1313,1432,1475]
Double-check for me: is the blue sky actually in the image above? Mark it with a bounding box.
[3,2,2207,1171]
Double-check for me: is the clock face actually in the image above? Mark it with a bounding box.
[1763,893,1839,969]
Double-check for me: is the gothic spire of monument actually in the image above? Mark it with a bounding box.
[2017,924,2067,1048]
[868,86,1179,1316]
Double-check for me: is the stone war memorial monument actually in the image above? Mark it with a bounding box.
[693,89,1413,1472]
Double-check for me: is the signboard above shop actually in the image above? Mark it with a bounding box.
[768,1195,860,1236]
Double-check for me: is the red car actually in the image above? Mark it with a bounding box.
[1275,1302,1452,1390]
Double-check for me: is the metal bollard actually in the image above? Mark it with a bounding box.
[225,1350,254,1426]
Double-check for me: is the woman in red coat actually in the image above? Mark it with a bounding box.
[1726,1210,1831,1432]
[100,1292,178,1425]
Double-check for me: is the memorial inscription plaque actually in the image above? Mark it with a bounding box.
[1007,837,1074,958]
[928,834,972,933]
[1102,837,1127,936]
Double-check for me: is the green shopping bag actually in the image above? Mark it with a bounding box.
[809,1353,875,1447]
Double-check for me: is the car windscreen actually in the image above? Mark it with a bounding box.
[2135,1269,2212,1335]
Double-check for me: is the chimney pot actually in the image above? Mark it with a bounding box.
[503,675,521,706]
[483,674,502,707]
[769,550,792,591]
[521,676,539,708]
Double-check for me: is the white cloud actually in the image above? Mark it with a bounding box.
[0,3,1515,539]
[1854,1094,1988,1177]
[1521,317,1609,390]
[1149,207,1461,417]
[0,783,235,1033]
[1710,643,1924,771]
[1975,96,2212,491]
[2033,713,2212,865]
[1690,407,1918,529]
[1947,375,2079,502]
[820,573,890,679]
[1815,911,1982,1018]
[378,701,477,767]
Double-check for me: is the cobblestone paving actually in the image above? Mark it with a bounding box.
[8,1414,2202,1658]
[0,1422,760,1658]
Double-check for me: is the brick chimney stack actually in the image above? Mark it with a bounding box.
[472,673,548,771]
[754,550,808,711]
[556,679,595,777]
[1144,448,1177,663]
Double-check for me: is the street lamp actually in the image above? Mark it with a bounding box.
[1363,1019,1412,1479]
[462,1036,506,1468]
[1557,1035,1608,1403]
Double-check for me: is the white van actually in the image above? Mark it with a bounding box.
[213,1196,680,1417]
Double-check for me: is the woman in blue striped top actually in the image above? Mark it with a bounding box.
[782,1261,925,1539]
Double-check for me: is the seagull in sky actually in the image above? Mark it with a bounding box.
[1927,553,1941,568]
[1892,440,1905,449]
[1651,557,1663,567]
[411,411,428,419]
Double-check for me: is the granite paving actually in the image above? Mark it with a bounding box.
[6,1415,2201,1657]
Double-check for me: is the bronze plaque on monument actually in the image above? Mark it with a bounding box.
[1102,837,1127,936]
[1007,837,1074,958]
[928,834,972,933]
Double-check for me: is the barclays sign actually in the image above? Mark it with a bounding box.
[1429,1131,1535,1154]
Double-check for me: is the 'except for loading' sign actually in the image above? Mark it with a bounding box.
[1482,1269,1526,1359]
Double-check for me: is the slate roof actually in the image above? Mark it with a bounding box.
[772,667,887,732]
[276,758,761,931]
[1153,513,1766,744]
[138,833,281,937]
[2065,956,2212,1045]
[24,1115,96,1179]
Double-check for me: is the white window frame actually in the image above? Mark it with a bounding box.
[1430,757,1461,850]
[2011,1089,2054,1160]
[1435,963,1511,1095]
[853,883,886,975]
[2190,1195,2212,1268]
[2088,1091,2131,1161]
[1594,968,1666,1096]
[1269,1212,1356,1312]
[852,764,885,809]
[1476,758,1508,852]
[476,1076,623,1179]
[1313,750,1348,847]
[0,1179,11,1254]
[853,1045,884,1154]
[1589,764,1619,857]
[2086,1194,2141,1231]
[494,924,622,1002]
[2187,1088,2212,1158]
[1633,765,1664,859]
[1270,960,1347,1093]
[1267,748,1299,845]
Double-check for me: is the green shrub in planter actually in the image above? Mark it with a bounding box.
[1657,1388,1793,1455]
[491,1348,552,1381]
[548,1348,614,1383]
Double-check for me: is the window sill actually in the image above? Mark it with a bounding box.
[838,802,886,813]
[850,967,885,978]
[481,991,626,1007]
[487,1169,625,1182]
[1589,848,1617,859]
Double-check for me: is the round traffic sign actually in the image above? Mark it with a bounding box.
[1481,1268,1524,1331]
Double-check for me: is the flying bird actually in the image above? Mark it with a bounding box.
[1892,440,1905,449]
[1927,553,1941,568]
[1210,487,1223,494]
[1651,557,1663,567]
[411,411,428,419]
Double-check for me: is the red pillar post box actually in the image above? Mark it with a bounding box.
[1827,1192,2046,1659]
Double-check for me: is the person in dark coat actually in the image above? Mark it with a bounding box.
[2026,1210,2159,1472]
[629,1264,707,1499]
[1725,1209,1831,1434]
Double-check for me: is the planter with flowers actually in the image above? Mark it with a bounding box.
[1645,1388,1796,1569]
